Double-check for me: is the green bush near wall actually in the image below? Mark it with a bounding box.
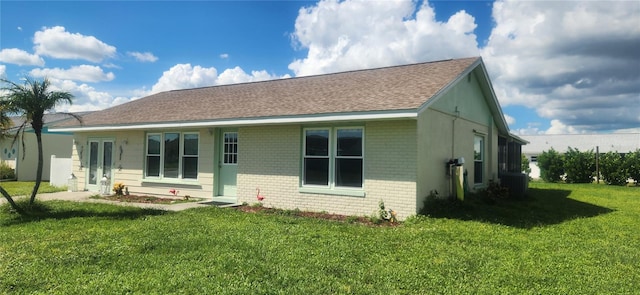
[564,147,595,183]
[0,161,15,180]
[600,152,628,185]
[537,148,565,182]
[537,148,640,185]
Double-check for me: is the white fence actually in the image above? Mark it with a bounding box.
[49,155,72,187]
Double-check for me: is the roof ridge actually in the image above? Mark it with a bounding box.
[164,56,480,94]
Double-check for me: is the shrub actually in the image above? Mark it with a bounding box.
[521,154,531,177]
[624,149,640,185]
[112,182,125,196]
[537,148,565,182]
[564,147,595,183]
[599,152,628,185]
[0,161,15,180]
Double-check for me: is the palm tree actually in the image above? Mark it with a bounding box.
[1,77,81,207]
[0,103,24,213]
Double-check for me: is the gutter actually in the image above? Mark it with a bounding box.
[49,110,418,132]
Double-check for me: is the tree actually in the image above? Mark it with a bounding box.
[537,148,564,182]
[564,147,595,183]
[0,77,80,210]
[0,103,25,214]
[599,151,628,185]
[521,154,531,177]
[624,149,640,185]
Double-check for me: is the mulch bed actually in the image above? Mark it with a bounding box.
[235,205,399,227]
[93,194,196,205]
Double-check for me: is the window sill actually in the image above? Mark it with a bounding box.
[141,178,202,188]
[299,186,366,197]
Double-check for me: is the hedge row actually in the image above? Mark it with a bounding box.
[537,148,640,185]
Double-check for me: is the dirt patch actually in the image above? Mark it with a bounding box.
[91,194,199,205]
[235,205,399,227]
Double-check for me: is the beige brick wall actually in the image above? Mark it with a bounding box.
[237,121,418,220]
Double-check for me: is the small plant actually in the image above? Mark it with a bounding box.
[112,182,125,196]
[0,161,15,180]
[377,200,398,223]
[485,180,509,200]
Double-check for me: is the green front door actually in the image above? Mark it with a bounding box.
[218,130,238,196]
[86,139,114,192]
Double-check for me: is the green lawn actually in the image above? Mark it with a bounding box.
[0,181,66,196]
[0,182,638,294]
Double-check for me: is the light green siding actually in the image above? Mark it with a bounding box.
[416,71,499,210]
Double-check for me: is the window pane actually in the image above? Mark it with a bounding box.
[164,133,179,178]
[146,156,160,177]
[305,130,329,156]
[147,134,161,155]
[304,158,329,186]
[337,128,362,156]
[474,136,484,184]
[182,157,198,179]
[183,134,199,155]
[89,142,99,185]
[223,132,238,164]
[336,158,363,188]
[474,162,483,184]
[103,142,112,178]
[474,136,483,160]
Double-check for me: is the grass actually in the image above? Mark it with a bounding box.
[0,182,638,294]
[0,181,66,196]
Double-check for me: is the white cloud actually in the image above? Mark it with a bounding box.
[216,67,285,85]
[289,0,480,76]
[150,64,219,94]
[127,51,158,62]
[504,114,515,126]
[30,65,115,82]
[150,63,288,94]
[482,0,640,133]
[545,119,581,135]
[48,78,135,112]
[33,26,116,63]
[0,65,6,78]
[0,48,45,66]
[220,53,229,59]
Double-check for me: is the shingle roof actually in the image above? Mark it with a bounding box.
[8,112,91,132]
[56,57,479,128]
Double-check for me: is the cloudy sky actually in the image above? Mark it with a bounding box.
[1,0,638,134]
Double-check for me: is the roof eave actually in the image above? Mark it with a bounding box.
[48,110,419,132]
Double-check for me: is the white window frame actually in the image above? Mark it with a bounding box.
[145,132,200,180]
[474,135,484,185]
[302,126,364,191]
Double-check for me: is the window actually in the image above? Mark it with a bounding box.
[146,132,199,179]
[303,127,363,189]
[223,132,238,165]
[474,135,484,184]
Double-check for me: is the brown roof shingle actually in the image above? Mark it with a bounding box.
[58,57,479,128]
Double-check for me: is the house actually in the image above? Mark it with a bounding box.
[0,113,85,181]
[50,57,526,219]
[521,133,640,179]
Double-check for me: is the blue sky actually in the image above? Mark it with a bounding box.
[1,0,639,134]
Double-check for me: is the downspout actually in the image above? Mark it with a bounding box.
[450,106,460,197]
